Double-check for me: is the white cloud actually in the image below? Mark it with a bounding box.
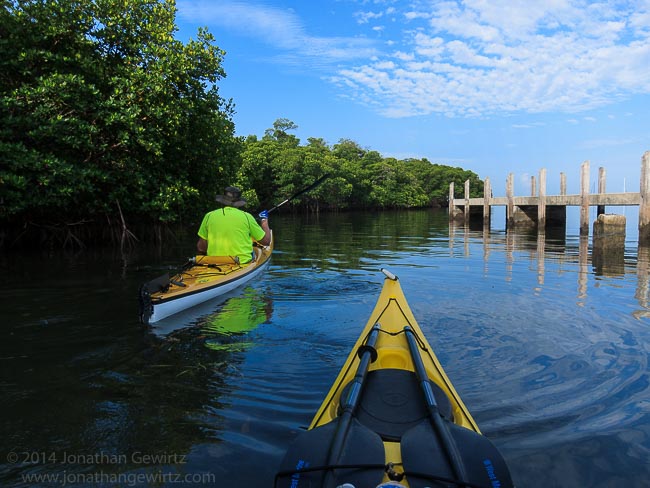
[404,10,430,21]
[332,0,650,117]
[177,0,378,64]
[393,50,415,61]
[355,10,384,24]
[179,0,650,118]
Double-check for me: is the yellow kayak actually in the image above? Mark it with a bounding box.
[139,235,273,324]
[275,269,514,488]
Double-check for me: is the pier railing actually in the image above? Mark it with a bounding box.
[449,151,650,244]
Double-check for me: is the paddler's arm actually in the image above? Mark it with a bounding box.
[197,212,210,255]
[257,210,272,246]
[197,237,208,255]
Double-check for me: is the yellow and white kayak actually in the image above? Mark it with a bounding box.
[139,236,273,324]
[275,269,514,488]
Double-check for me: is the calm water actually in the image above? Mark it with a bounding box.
[2,209,650,487]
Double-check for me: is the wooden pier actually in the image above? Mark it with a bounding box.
[449,151,650,244]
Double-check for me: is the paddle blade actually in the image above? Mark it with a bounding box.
[401,420,514,488]
[275,418,385,488]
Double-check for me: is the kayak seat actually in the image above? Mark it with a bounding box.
[339,369,453,442]
[193,255,239,265]
[401,420,515,488]
[275,418,385,488]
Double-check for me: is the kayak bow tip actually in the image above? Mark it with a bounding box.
[381,268,398,281]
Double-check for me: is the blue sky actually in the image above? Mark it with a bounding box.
[174,0,650,196]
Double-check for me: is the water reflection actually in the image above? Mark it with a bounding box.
[0,306,241,485]
[149,284,273,337]
[3,210,650,488]
[277,210,452,270]
[445,218,650,488]
[0,249,274,486]
[168,288,274,352]
[449,221,650,316]
[635,246,650,318]
[578,235,589,302]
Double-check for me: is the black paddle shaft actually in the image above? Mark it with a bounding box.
[267,174,330,214]
[403,326,469,484]
[324,323,381,484]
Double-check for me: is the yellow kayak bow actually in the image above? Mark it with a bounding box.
[276,269,514,488]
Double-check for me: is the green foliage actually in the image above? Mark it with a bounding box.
[263,118,299,146]
[0,0,483,243]
[0,0,239,224]
[239,119,484,212]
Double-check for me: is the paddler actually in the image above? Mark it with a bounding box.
[197,186,271,263]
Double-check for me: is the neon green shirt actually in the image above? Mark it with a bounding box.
[197,207,266,263]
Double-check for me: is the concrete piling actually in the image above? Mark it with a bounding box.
[593,214,626,275]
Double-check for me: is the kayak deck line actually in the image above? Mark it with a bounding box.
[275,270,514,488]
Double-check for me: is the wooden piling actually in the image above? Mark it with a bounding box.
[531,176,536,197]
[593,214,626,276]
[464,179,470,225]
[560,172,566,195]
[580,161,590,236]
[506,173,514,229]
[597,167,606,216]
[483,177,491,228]
[448,182,463,222]
[538,168,546,232]
[449,181,454,222]
[640,152,650,244]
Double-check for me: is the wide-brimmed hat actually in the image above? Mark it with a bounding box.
[215,186,247,207]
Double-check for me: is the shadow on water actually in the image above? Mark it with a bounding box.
[1,209,650,487]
